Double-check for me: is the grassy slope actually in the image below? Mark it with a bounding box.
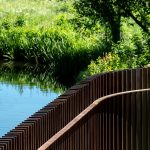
[0,0,72,27]
[0,0,102,58]
[0,0,105,83]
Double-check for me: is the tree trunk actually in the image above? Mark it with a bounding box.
[126,10,149,35]
[110,15,121,43]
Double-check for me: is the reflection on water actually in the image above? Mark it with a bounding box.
[0,61,66,137]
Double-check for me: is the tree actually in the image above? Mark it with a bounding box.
[74,0,150,43]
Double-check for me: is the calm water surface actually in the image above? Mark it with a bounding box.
[0,62,65,137]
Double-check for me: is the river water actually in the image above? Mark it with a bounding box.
[0,62,65,137]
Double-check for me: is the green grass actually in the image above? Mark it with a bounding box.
[0,0,105,81]
[0,0,74,28]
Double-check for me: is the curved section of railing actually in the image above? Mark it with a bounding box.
[38,88,150,150]
[0,67,150,150]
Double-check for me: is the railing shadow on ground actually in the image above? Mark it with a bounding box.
[0,67,150,150]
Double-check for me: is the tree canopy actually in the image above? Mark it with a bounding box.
[74,0,150,42]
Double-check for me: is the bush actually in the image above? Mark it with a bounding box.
[78,18,150,81]
[78,35,150,81]
[77,53,126,80]
[0,0,104,67]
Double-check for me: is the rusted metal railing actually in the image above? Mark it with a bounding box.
[0,67,150,150]
[38,88,150,150]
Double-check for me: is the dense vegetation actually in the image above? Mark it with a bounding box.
[75,0,150,80]
[0,0,149,83]
[78,19,150,79]
[75,0,150,43]
[0,0,106,83]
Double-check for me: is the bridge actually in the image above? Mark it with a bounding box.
[0,67,150,150]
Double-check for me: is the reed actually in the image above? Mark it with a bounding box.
[0,0,105,79]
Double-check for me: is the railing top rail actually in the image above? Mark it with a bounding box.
[38,88,150,150]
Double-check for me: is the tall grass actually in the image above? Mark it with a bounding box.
[0,0,106,80]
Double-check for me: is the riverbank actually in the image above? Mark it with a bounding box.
[0,0,106,82]
[0,0,149,84]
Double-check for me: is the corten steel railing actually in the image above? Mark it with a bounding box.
[38,89,150,150]
[0,67,150,150]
